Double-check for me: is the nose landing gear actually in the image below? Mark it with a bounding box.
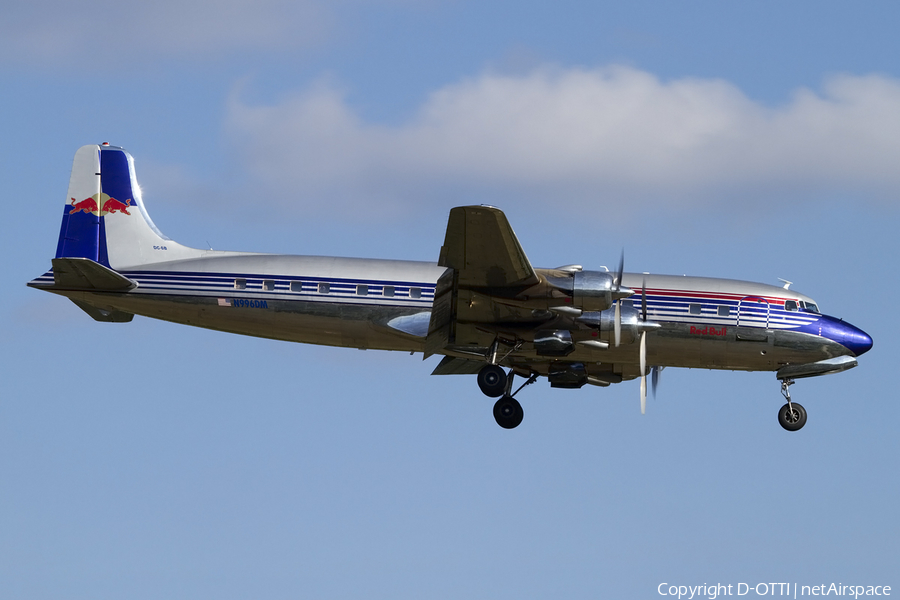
[777,378,807,431]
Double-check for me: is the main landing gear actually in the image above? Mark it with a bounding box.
[777,378,807,431]
[477,364,537,429]
[477,365,506,398]
[493,395,524,430]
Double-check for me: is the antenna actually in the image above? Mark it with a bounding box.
[778,278,793,290]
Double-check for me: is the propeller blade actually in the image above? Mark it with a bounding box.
[614,301,621,347]
[651,366,660,397]
[615,251,624,292]
[641,277,648,322]
[639,330,647,414]
[613,251,625,347]
[640,331,647,376]
[640,375,647,415]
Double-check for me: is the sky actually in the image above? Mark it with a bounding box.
[1,1,898,598]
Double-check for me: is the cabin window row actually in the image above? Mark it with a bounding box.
[613,299,732,317]
[233,278,422,297]
[688,303,732,317]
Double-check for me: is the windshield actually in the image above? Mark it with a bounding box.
[801,301,820,313]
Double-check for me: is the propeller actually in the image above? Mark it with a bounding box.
[639,278,648,413]
[613,252,624,347]
[640,328,647,414]
[651,365,662,397]
[609,254,657,413]
[637,279,668,413]
[636,281,664,412]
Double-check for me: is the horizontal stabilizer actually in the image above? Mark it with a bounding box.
[776,356,857,380]
[70,299,134,322]
[51,257,137,291]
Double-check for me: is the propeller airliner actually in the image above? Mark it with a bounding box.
[29,144,873,429]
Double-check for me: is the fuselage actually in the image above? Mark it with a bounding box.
[29,252,872,380]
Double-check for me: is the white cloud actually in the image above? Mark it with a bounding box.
[0,0,331,65]
[224,66,900,216]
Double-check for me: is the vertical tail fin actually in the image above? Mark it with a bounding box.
[54,144,201,269]
[56,145,102,262]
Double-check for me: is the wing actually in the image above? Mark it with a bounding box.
[437,205,539,291]
[425,206,546,358]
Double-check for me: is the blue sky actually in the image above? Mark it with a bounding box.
[2,2,898,598]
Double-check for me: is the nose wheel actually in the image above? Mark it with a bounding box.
[777,378,807,431]
[778,401,807,431]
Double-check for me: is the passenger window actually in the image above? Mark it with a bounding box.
[262,280,275,291]
[318,282,330,294]
[410,287,421,299]
[689,303,701,315]
[784,300,798,312]
[290,281,303,292]
[234,278,246,290]
[717,305,730,317]
[383,286,395,297]
[357,284,368,296]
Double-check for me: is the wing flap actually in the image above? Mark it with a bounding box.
[424,268,456,358]
[430,356,487,375]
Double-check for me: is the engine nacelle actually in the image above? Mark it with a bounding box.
[534,329,575,357]
[548,362,587,388]
[576,304,644,346]
[573,271,615,311]
[546,270,632,311]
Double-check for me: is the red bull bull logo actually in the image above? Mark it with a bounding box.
[68,193,133,216]
[69,197,98,214]
[102,197,132,215]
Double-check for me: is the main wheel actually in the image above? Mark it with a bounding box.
[778,402,807,431]
[493,395,524,429]
[477,365,508,398]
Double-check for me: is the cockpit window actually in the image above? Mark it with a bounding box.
[784,300,798,312]
[801,301,820,313]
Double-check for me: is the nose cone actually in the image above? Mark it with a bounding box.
[843,323,873,357]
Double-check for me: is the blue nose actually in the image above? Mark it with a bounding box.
[842,324,873,356]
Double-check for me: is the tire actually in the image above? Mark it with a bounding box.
[778,402,807,431]
[477,365,508,398]
[493,396,524,429]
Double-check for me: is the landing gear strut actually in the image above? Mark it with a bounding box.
[777,378,807,431]
[477,364,537,429]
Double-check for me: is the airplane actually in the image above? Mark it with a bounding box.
[29,143,873,430]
